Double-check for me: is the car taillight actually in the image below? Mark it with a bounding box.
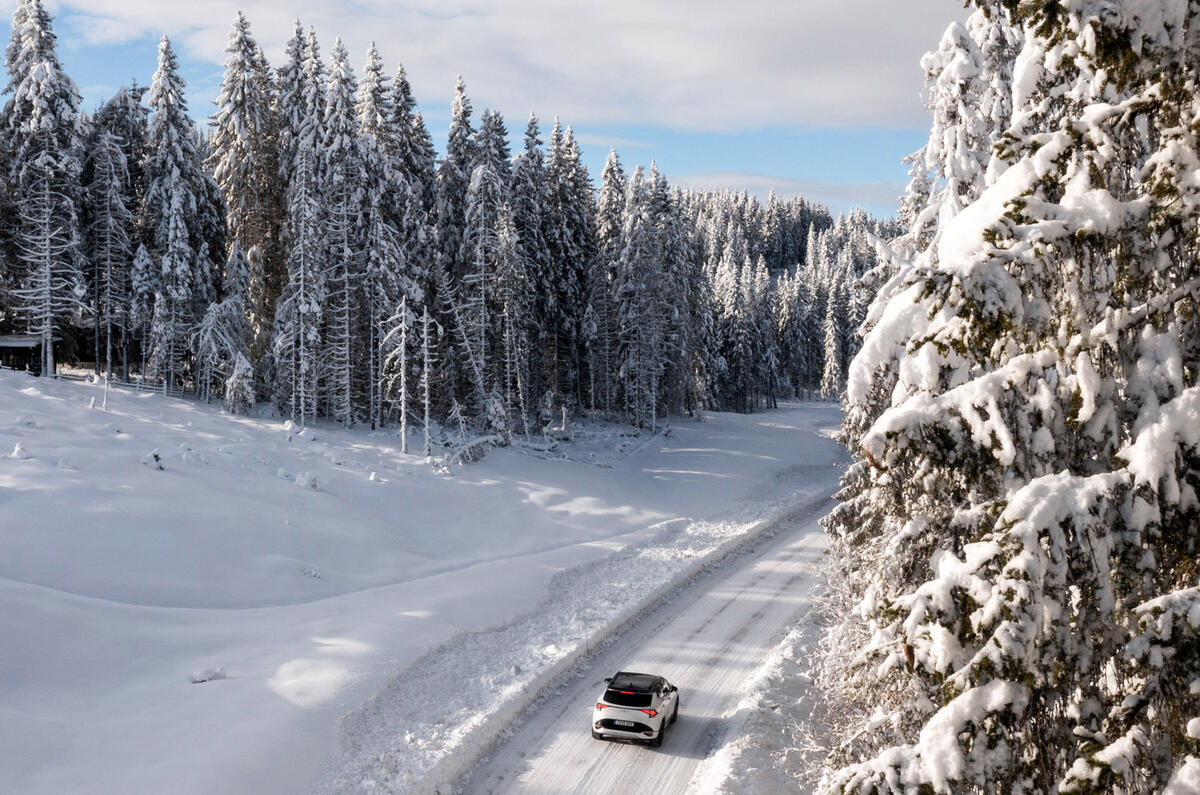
[596,702,608,710]
[639,708,658,717]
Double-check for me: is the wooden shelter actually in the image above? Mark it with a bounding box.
[0,334,59,375]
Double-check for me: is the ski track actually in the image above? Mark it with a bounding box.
[456,506,828,795]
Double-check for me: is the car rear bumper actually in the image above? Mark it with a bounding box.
[593,717,660,740]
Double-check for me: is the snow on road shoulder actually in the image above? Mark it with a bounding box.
[688,598,827,795]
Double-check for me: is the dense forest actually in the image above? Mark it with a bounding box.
[0,0,895,445]
[818,2,1200,792]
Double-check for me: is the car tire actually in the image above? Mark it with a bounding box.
[650,722,665,748]
[592,728,604,740]
[671,701,679,725]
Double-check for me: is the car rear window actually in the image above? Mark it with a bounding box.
[603,688,652,708]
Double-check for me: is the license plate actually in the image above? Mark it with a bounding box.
[614,720,635,727]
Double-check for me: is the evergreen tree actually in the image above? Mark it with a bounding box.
[192,244,250,405]
[387,65,435,313]
[149,184,193,392]
[4,0,85,376]
[272,25,327,425]
[543,121,596,409]
[90,84,148,235]
[420,304,437,457]
[819,276,843,399]
[458,109,510,410]
[821,3,1200,791]
[321,38,365,426]
[494,209,530,438]
[128,243,156,378]
[209,12,281,363]
[83,130,132,380]
[509,114,551,406]
[432,76,474,412]
[143,35,224,390]
[615,165,665,428]
[590,147,626,417]
[275,20,307,192]
[272,135,324,426]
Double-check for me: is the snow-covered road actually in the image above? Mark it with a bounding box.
[458,501,828,795]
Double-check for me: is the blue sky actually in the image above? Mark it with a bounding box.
[9,1,967,217]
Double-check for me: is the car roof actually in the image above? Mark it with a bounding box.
[607,671,661,692]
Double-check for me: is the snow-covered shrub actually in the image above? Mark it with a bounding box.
[223,353,255,415]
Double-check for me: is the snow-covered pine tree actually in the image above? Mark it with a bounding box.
[275,20,307,194]
[128,243,156,379]
[83,130,132,381]
[387,64,436,312]
[363,184,404,429]
[647,165,691,416]
[192,244,250,405]
[390,64,436,211]
[143,35,224,390]
[819,275,843,399]
[676,188,714,413]
[88,85,148,377]
[4,0,85,377]
[272,133,324,426]
[356,42,391,152]
[150,185,193,392]
[615,165,665,428]
[420,304,437,458]
[590,147,626,418]
[431,76,475,414]
[356,48,423,269]
[540,118,572,407]
[542,121,596,409]
[494,205,530,438]
[509,114,551,408]
[459,108,511,415]
[354,44,418,429]
[382,295,413,451]
[91,88,147,210]
[271,26,328,425]
[223,352,254,414]
[209,12,281,364]
[821,2,1200,792]
[321,38,365,427]
[563,129,598,405]
[435,77,474,281]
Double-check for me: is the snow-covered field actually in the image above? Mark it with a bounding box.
[0,369,843,794]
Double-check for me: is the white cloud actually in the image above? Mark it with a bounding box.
[674,170,905,215]
[52,0,965,131]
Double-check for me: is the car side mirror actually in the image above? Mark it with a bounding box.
[670,685,678,693]
[604,677,612,683]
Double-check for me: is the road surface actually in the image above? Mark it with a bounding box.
[457,504,827,794]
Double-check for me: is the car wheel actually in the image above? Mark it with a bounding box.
[650,723,665,748]
[592,728,604,740]
[671,701,679,725]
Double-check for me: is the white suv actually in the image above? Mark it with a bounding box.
[591,671,680,747]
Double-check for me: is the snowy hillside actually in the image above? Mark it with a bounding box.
[0,370,844,793]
